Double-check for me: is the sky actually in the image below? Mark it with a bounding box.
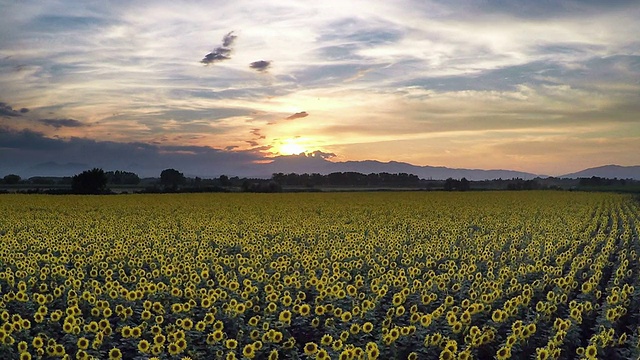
[1,0,639,177]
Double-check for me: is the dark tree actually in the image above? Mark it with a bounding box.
[444,178,456,191]
[3,174,21,184]
[72,168,108,194]
[459,177,470,191]
[160,168,186,190]
[106,170,141,185]
[219,175,230,186]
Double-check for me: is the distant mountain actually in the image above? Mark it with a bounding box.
[13,158,638,182]
[263,156,541,181]
[561,165,640,180]
[21,162,90,178]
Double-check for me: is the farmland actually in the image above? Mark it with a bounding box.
[0,192,639,359]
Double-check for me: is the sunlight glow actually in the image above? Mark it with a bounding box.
[279,142,306,155]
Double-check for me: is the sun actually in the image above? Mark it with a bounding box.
[279,142,306,155]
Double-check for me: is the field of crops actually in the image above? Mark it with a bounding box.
[0,192,639,360]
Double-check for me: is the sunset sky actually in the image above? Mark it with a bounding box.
[1,0,639,177]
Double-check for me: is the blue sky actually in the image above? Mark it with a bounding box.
[1,0,639,177]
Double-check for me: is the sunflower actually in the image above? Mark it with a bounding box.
[108,347,123,360]
[268,349,279,360]
[75,350,90,360]
[32,336,44,349]
[242,344,256,359]
[135,339,150,353]
[362,322,374,333]
[452,322,463,334]
[279,310,292,323]
[77,337,89,350]
[17,340,28,353]
[321,334,333,346]
[584,344,597,359]
[304,342,318,356]
[168,342,181,356]
[496,346,511,360]
[341,311,353,322]
[491,309,505,323]
[420,314,433,327]
[225,339,238,350]
[53,344,65,356]
[154,333,166,345]
[332,339,343,351]
[311,317,320,327]
[299,304,311,316]
[316,349,329,360]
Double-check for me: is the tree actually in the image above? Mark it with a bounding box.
[444,178,456,191]
[219,175,230,186]
[3,174,21,184]
[459,177,470,191]
[106,170,140,185]
[160,168,186,190]
[72,168,108,194]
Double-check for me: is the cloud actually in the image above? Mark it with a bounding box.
[222,31,236,47]
[39,118,85,128]
[286,111,309,120]
[309,150,336,159]
[0,127,64,150]
[0,102,22,117]
[250,128,266,139]
[0,127,268,178]
[201,31,237,65]
[250,60,272,72]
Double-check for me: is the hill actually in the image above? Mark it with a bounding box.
[561,165,640,180]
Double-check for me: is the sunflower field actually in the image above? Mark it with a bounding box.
[0,191,639,360]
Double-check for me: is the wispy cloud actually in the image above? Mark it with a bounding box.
[39,118,85,128]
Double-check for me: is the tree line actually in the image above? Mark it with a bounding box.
[271,172,421,187]
[3,169,639,194]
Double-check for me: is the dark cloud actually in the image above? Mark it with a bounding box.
[245,140,259,147]
[39,118,85,128]
[250,60,272,72]
[0,127,64,150]
[286,111,309,120]
[201,31,237,65]
[20,108,29,113]
[0,102,22,117]
[222,31,237,47]
[0,127,267,178]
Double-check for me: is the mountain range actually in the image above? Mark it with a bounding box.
[9,158,640,181]
[559,165,640,180]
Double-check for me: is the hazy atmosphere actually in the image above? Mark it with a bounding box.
[1,0,639,177]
